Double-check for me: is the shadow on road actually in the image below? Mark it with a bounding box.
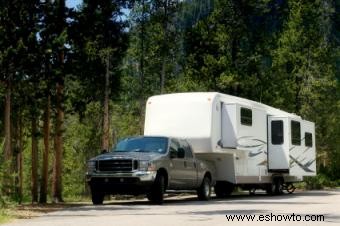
[37,190,339,220]
[57,190,336,210]
[99,190,336,205]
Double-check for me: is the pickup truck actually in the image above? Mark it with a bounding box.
[86,136,215,204]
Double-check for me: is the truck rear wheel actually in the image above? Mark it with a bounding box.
[147,173,165,204]
[197,176,211,201]
[214,181,234,198]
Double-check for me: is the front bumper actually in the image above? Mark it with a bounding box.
[86,171,157,195]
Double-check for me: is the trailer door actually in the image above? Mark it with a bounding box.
[221,103,237,148]
[267,117,289,172]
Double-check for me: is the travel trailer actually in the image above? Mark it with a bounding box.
[144,92,316,196]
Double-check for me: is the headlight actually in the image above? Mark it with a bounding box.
[87,161,96,173]
[139,161,156,171]
[139,161,149,171]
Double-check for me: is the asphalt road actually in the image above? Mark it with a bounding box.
[4,190,340,226]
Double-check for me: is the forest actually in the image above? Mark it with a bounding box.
[0,0,339,205]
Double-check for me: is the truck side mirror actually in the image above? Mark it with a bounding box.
[177,148,185,159]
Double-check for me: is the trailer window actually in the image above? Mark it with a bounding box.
[240,107,252,126]
[291,121,301,145]
[271,120,284,145]
[305,132,313,147]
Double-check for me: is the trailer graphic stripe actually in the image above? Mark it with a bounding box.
[289,155,315,173]
[248,151,263,157]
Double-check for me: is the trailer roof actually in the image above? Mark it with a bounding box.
[148,92,303,120]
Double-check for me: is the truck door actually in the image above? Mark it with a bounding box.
[267,116,289,172]
[180,140,197,189]
[168,139,187,189]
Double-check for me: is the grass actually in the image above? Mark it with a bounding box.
[0,209,11,224]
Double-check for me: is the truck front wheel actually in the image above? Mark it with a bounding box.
[91,189,104,205]
[147,173,165,204]
[197,176,211,200]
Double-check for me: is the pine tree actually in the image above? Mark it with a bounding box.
[70,0,130,150]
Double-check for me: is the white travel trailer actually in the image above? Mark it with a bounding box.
[144,92,316,196]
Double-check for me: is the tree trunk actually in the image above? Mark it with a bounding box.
[139,0,146,133]
[17,148,23,204]
[52,76,64,203]
[160,0,169,94]
[31,114,39,203]
[102,54,110,151]
[17,110,23,204]
[160,58,166,94]
[4,80,11,161]
[52,0,65,203]
[40,94,50,203]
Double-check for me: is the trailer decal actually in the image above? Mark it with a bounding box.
[289,155,315,173]
[257,160,267,166]
[248,151,264,157]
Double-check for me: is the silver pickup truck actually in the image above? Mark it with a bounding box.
[86,136,215,204]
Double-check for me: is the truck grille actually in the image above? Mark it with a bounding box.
[96,159,133,172]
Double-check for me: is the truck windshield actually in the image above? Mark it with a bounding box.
[114,137,168,154]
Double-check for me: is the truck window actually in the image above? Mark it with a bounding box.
[271,120,284,145]
[291,120,301,145]
[305,132,313,147]
[240,107,252,126]
[181,140,193,159]
[170,139,180,154]
[115,137,168,153]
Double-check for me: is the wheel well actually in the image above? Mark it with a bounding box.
[157,168,168,189]
[204,172,212,181]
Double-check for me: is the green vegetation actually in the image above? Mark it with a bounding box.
[0,0,339,206]
[0,211,10,224]
[304,174,340,190]
[0,197,14,224]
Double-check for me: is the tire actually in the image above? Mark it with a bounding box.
[147,173,165,204]
[249,188,256,195]
[274,178,284,195]
[214,181,234,198]
[91,189,104,205]
[197,176,211,201]
[266,177,283,195]
[265,181,275,195]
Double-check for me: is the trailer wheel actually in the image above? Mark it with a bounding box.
[274,178,284,195]
[147,173,165,204]
[91,188,105,205]
[197,176,211,201]
[214,181,234,198]
[266,177,284,195]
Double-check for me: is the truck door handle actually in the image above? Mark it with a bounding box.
[194,162,197,168]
